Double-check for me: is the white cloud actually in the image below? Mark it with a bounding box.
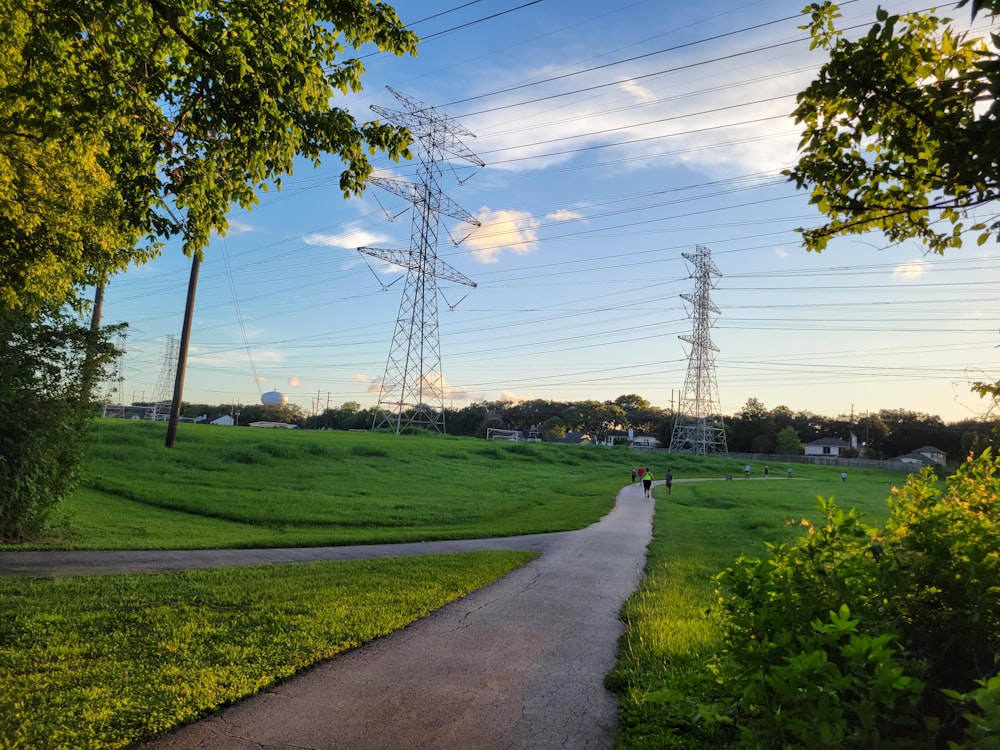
[893,259,930,280]
[304,225,391,250]
[226,219,255,235]
[459,38,814,177]
[546,209,585,222]
[352,373,368,383]
[618,78,658,104]
[465,208,541,263]
[499,390,533,405]
[287,376,300,388]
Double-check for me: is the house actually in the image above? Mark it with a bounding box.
[896,445,947,467]
[804,437,852,457]
[914,445,947,466]
[560,431,594,445]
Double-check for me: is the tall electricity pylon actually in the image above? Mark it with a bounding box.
[359,87,483,433]
[669,245,728,454]
[153,334,179,422]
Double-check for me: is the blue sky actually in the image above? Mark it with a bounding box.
[97,0,1000,423]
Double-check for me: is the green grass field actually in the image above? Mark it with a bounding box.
[609,465,913,749]
[37,419,635,550]
[0,419,914,748]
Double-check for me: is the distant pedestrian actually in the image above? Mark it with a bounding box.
[631,467,637,483]
[744,464,751,479]
[787,467,792,479]
[637,467,646,483]
[764,465,769,479]
[664,469,673,495]
[841,471,848,482]
[642,469,653,498]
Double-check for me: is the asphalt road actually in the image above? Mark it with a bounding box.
[1,482,656,749]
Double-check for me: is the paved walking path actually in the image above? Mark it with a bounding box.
[0,483,656,749]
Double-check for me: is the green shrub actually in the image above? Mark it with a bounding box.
[0,307,118,541]
[713,452,1000,748]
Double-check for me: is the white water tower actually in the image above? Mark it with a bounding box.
[261,390,288,407]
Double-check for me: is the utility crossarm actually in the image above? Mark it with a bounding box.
[357,246,477,288]
[367,176,481,226]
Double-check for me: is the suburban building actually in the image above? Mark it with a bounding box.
[804,437,852,457]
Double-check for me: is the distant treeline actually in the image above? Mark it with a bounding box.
[161,393,998,464]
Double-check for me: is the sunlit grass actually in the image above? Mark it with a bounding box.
[610,466,910,749]
[0,551,535,749]
[26,419,635,550]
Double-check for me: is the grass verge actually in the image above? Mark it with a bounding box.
[608,466,908,749]
[0,550,535,749]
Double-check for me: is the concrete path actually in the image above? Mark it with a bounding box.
[0,483,655,749]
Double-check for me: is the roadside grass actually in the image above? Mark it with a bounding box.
[1,420,918,748]
[609,466,909,749]
[0,550,536,750]
[23,419,637,550]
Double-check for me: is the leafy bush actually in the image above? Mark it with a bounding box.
[0,307,118,541]
[713,452,1000,748]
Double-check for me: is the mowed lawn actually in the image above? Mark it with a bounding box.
[2,420,633,749]
[44,419,631,550]
[0,420,914,749]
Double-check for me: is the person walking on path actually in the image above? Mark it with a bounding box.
[631,467,637,483]
[744,464,751,479]
[764,465,769,479]
[664,470,673,495]
[642,468,653,498]
[637,466,646,483]
[787,466,793,479]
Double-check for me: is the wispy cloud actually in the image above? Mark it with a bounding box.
[546,208,585,222]
[303,225,391,250]
[893,259,930,280]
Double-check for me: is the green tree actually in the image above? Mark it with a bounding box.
[539,416,567,442]
[731,397,776,453]
[788,1,999,255]
[1,0,417,537]
[775,426,803,455]
[0,307,119,540]
[1,0,418,312]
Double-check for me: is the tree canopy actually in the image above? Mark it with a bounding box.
[787,0,1000,253]
[0,0,418,312]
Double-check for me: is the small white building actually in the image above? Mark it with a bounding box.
[804,437,852,457]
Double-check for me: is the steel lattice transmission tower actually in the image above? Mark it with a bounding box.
[359,87,483,433]
[669,245,728,454]
[152,335,180,422]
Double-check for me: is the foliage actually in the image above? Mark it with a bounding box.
[0,551,534,749]
[166,395,985,459]
[610,462,905,749]
[0,306,119,541]
[538,415,567,441]
[0,0,418,312]
[787,2,1000,254]
[775,425,803,454]
[944,674,1000,750]
[712,452,1000,747]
